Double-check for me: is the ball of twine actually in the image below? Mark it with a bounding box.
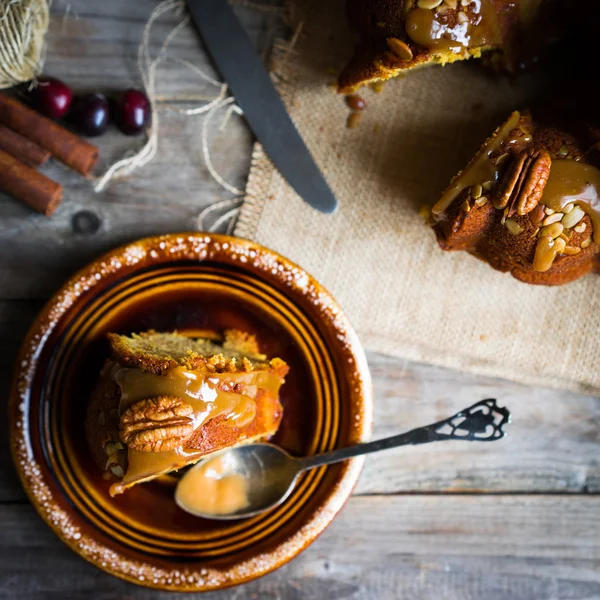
[0,0,49,89]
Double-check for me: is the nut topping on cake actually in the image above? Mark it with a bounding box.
[495,149,551,216]
[120,396,194,452]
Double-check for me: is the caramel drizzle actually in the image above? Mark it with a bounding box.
[533,236,560,273]
[405,0,499,54]
[540,160,600,245]
[109,364,282,493]
[113,364,261,428]
[432,111,521,217]
[532,160,600,272]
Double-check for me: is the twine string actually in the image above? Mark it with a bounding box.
[0,0,49,89]
[93,0,245,232]
[1,0,276,231]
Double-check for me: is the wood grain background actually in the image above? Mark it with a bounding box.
[0,1,598,598]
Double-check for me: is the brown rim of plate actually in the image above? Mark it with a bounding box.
[9,233,373,591]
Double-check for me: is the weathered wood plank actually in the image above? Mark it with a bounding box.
[45,0,281,98]
[0,0,283,298]
[0,107,253,298]
[1,495,599,599]
[1,297,598,500]
[357,354,600,494]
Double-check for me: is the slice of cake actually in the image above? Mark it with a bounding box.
[85,330,288,496]
[429,105,600,285]
[337,0,575,94]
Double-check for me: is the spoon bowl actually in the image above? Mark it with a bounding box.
[175,444,304,519]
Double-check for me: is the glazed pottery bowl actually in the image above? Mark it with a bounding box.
[9,233,372,591]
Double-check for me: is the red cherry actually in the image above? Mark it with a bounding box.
[31,77,73,119]
[116,89,150,135]
[70,93,110,137]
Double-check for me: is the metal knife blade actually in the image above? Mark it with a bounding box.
[187,0,338,214]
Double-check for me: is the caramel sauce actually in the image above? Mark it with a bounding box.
[405,1,498,54]
[432,111,521,217]
[121,447,208,492]
[109,363,283,494]
[175,454,250,517]
[406,8,464,53]
[533,236,559,272]
[112,363,262,427]
[540,160,600,244]
[470,0,501,47]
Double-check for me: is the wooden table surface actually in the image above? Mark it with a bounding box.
[1,2,599,598]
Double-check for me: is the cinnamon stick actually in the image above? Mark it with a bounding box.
[0,93,98,176]
[0,149,62,216]
[0,123,50,167]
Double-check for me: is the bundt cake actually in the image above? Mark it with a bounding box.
[430,106,600,284]
[85,330,288,496]
[338,0,574,93]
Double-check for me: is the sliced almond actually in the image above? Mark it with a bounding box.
[105,442,118,457]
[554,238,567,254]
[471,184,483,199]
[581,237,592,249]
[386,37,413,61]
[534,236,557,272]
[461,200,471,213]
[105,455,120,469]
[540,222,564,239]
[505,219,524,236]
[417,0,443,7]
[562,203,574,214]
[545,207,556,215]
[475,196,488,207]
[542,212,563,226]
[347,112,362,129]
[111,465,125,479]
[562,206,585,229]
[574,222,587,233]
[562,246,581,255]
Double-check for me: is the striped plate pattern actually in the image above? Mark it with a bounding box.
[10,234,372,591]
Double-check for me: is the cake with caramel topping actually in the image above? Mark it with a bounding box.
[338,0,575,93]
[430,106,600,284]
[85,330,288,496]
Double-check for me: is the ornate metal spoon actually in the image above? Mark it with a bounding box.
[175,399,510,520]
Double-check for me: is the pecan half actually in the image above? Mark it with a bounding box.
[120,396,194,452]
[494,149,551,216]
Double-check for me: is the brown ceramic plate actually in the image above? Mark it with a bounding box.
[9,233,372,591]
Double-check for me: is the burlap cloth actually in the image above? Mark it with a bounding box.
[235,0,600,396]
